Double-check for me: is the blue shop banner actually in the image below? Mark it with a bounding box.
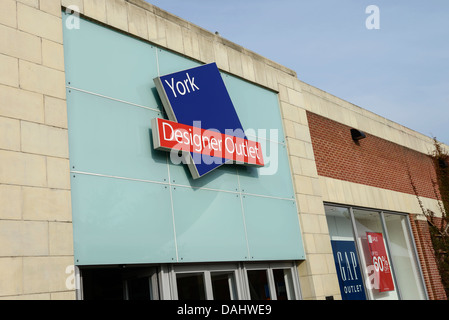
[154,63,248,179]
[331,240,366,300]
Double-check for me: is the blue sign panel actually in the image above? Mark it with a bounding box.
[154,63,247,179]
[331,240,367,300]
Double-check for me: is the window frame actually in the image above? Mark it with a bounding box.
[169,261,301,300]
[78,261,301,300]
[325,202,429,300]
[169,262,242,300]
[242,261,301,300]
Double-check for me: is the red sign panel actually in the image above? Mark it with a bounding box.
[366,232,394,292]
[152,118,264,167]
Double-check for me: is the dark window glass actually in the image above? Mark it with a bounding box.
[247,270,270,300]
[176,273,206,300]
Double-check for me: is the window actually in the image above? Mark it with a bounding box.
[325,204,428,300]
[273,268,295,300]
[247,269,270,299]
[211,271,238,300]
[79,261,301,300]
[352,208,399,300]
[80,266,159,300]
[176,273,206,300]
[244,263,299,300]
[383,213,427,299]
[326,206,366,300]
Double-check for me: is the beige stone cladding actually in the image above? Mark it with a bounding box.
[0,0,73,300]
[278,79,340,300]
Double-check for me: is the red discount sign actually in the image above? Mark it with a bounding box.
[366,232,394,292]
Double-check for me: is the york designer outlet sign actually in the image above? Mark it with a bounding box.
[152,63,264,179]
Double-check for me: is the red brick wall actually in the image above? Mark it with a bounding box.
[307,111,439,200]
[409,215,447,300]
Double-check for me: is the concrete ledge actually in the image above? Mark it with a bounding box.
[125,0,297,78]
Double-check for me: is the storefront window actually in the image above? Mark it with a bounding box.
[81,266,159,300]
[352,209,399,300]
[211,271,238,300]
[79,262,301,300]
[325,204,427,300]
[247,270,271,300]
[126,275,152,300]
[176,273,206,300]
[326,205,367,300]
[383,213,427,299]
[244,263,299,300]
[272,268,295,300]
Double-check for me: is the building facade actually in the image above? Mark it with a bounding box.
[0,0,446,300]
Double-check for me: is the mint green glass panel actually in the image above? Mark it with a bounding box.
[237,143,295,199]
[157,48,202,77]
[62,12,161,110]
[66,89,168,183]
[168,161,240,192]
[222,73,294,199]
[223,74,285,143]
[64,14,305,265]
[243,195,305,260]
[172,186,248,262]
[71,174,176,265]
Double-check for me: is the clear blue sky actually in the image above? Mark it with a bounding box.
[147,1,449,145]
